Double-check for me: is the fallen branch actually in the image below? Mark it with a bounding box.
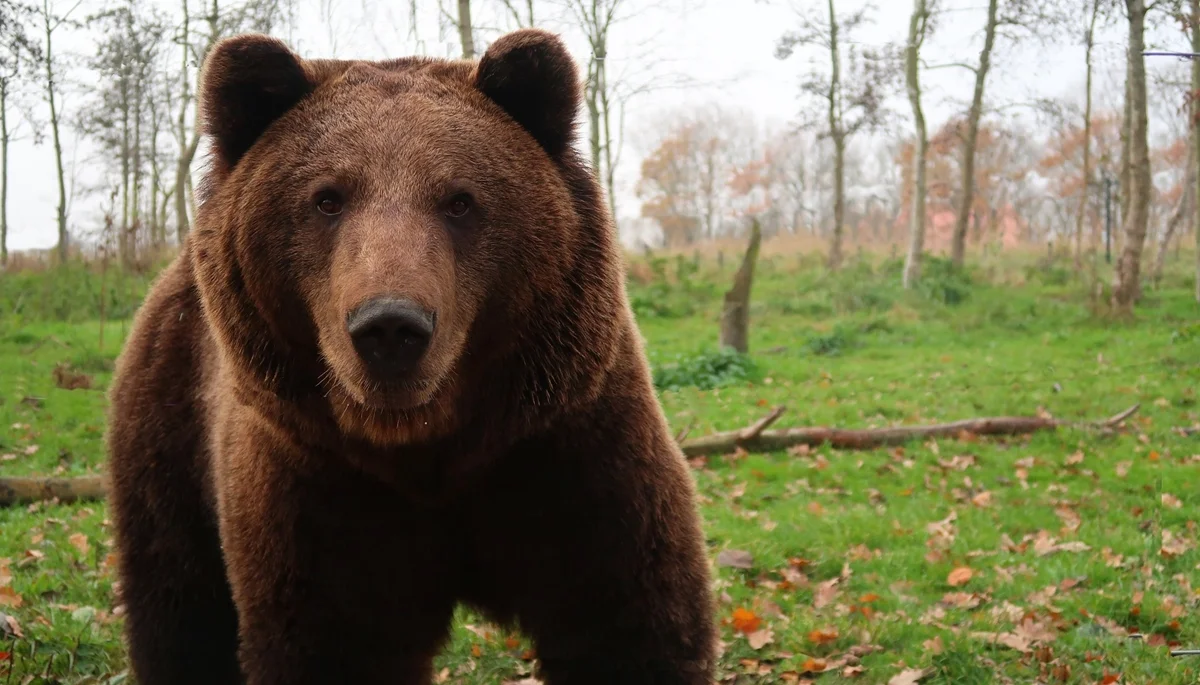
[0,404,1141,506]
[0,475,107,507]
[679,404,1140,458]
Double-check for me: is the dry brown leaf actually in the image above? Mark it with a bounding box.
[1055,507,1081,535]
[0,559,10,588]
[0,587,22,608]
[1115,461,1132,478]
[1065,451,1084,466]
[941,592,983,609]
[69,533,89,557]
[842,665,865,677]
[971,630,1030,653]
[1161,493,1182,509]
[0,611,24,639]
[947,566,974,587]
[887,667,934,685]
[807,628,839,645]
[813,578,840,609]
[747,628,774,650]
[922,635,944,655]
[717,549,753,569]
[1160,530,1192,558]
[971,491,993,507]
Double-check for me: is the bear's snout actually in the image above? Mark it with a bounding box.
[346,297,436,378]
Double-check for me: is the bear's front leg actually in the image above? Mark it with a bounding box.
[465,413,717,685]
[214,409,456,685]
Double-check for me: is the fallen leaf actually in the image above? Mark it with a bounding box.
[69,533,90,557]
[1115,461,1132,478]
[1161,493,1182,509]
[747,628,774,650]
[0,611,23,638]
[731,607,761,634]
[717,549,753,570]
[1065,451,1084,466]
[922,635,944,654]
[971,631,1030,653]
[888,667,934,685]
[807,628,839,645]
[22,445,38,456]
[1055,507,1081,535]
[971,491,993,507]
[0,587,22,608]
[434,667,450,683]
[843,665,865,677]
[941,592,983,609]
[813,578,840,609]
[0,559,10,588]
[799,658,827,674]
[947,567,974,587]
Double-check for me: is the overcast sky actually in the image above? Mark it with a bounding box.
[4,0,1192,251]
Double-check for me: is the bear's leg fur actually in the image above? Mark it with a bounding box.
[462,393,716,685]
[213,411,457,685]
[107,265,244,685]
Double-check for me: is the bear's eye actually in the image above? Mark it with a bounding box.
[445,194,472,219]
[315,191,344,217]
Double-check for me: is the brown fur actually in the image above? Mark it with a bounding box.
[105,28,715,685]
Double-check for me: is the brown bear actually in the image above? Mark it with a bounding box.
[105,27,716,685]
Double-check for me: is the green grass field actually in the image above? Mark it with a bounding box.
[1,251,1198,684]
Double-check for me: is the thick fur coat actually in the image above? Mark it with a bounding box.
[105,28,716,685]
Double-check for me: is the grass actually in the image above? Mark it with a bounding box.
[1,249,1198,684]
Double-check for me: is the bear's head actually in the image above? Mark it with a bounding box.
[190,30,627,447]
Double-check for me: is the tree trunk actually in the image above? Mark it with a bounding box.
[597,40,618,221]
[1193,0,1200,303]
[585,58,602,181]
[44,0,68,265]
[950,0,998,269]
[1119,53,1132,228]
[719,219,762,354]
[1076,0,1099,268]
[902,0,928,289]
[1112,0,1151,313]
[1151,167,1192,285]
[0,79,8,269]
[120,79,131,267]
[827,0,845,270]
[457,0,474,59]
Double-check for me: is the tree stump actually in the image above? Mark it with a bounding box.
[719,219,762,354]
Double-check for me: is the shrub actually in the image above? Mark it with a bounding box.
[652,347,759,391]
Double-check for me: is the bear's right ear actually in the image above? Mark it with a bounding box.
[475,29,581,159]
[199,34,314,171]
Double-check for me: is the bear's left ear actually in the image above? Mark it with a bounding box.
[199,34,315,171]
[474,28,581,158]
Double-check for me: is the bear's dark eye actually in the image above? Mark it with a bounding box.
[315,191,344,216]
[445,194,472,219]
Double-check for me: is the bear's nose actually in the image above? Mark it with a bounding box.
[346,297,435,377]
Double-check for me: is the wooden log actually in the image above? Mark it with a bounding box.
[678,404,1140,458]
[0,474,108,507]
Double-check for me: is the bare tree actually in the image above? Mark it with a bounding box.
[39,0,80,264]
[947,0,998,268]
[497,0,534,25]
[902,0,933,289]
[1074,0,1101,268]
[1111,0,1154,312]
[1191,0,1200,302]
[775,0,892,269]
[0,0,41,268]
[457,0,473,57]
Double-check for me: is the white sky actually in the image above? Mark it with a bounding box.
[3,0,1192,251]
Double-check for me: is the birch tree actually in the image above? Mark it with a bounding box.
[902,0,933,289]
[38,0,80,264]
[775,0,892,269]
[0,0,40,268]
[1111,0,1155,312]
